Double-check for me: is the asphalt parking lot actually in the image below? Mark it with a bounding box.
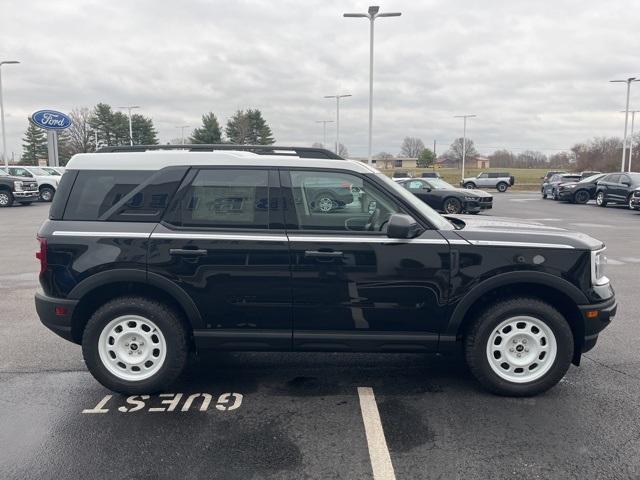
[1,193,639,480]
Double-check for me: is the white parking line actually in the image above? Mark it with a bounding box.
[357,387,396,480]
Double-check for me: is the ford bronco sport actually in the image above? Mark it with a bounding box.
[35,146,616,396]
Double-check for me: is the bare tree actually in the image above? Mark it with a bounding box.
[400,137,425,157]
[338,143,348,158]
[374,151,395,169]
[58,107,96,164]
[448,137,478,163]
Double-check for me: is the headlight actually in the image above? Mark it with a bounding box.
[566,184,578,189]
[464,196,478,201]
[591,248,608,286]
[13,181,23,191]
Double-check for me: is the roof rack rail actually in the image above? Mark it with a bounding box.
[96,144,344,159]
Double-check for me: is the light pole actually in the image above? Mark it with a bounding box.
[176,125,190,145]
[324,94,352,155]
[610,78,639,171]
[454,114,476,182]
[315,120,334,148]
[0,60,20,168]
[344,6,401,165]
[117,105,140,146]
[622,110,640,172]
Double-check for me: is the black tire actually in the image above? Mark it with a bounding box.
[552,189,559,200]
[39,186,55,202]
[443,197,462,214]
[573,190,590,204]
[595,191,607,207]
[82,296,189,394]
[464,297,573,397]
[463,182,476,189]
[467,211,480,215]
[542,192,547,199]
[496,182,508,193]
[19,202,33,206]
[0,190,14,207]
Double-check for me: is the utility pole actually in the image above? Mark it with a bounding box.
[610,78,639,171]
[315,120,334,148]
[344,6,401,164]
[176,125,190,145]
[454,115,477,182]
[116,105,140,146]
[0,60,20,168]
[324,94,352,155]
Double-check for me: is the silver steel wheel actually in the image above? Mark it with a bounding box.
[486,315,557,384]
[97,315,167,382]
[444,199,461,214]
[0,192,9,206]
[317,196,334,213]
[40,189,53,201]
[596,192,604,206]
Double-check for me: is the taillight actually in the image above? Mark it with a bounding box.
[36,236,48,274]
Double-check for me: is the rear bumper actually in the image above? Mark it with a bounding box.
[35,291,79,343]
[579,296,617,353]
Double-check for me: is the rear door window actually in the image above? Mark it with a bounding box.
[167,169,271,229]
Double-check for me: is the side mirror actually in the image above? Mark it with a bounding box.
[387,213,422,239]
[622,181,631,187]
[422,186,432,191]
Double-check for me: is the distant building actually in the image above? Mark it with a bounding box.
[474,156,490,169]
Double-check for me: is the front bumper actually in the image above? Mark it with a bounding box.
[557,189,575,200]
[463,199,493,212]
[35,291,79,344]
[14,190,39,201]
[579,296,617,353]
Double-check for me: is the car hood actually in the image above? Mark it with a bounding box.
[460,188,492,197]
[34,175,59,183]
[445,215,604,250]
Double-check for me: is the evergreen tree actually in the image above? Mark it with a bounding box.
[21,120,47,165]
[90,103,116,146]
[190,112,222,144]
[131,113,158,145]
[417,148,436,167]
[225,109,275,145]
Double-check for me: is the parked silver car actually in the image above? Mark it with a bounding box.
[461,172,515,192]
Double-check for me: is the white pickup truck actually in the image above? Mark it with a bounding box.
[461,172,515,192]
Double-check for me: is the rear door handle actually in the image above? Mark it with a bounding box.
[304,250,344,258]
[169,248,208,256]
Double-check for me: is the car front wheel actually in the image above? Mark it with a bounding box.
[82,296,189,394]
[464,297,573,396]
[443,197,462,214]
[596,191,607,207]
[573,190,590,204]
[0,190,14,207]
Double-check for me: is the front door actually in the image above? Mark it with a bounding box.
[281,168,450,352]
[148,167,292,350]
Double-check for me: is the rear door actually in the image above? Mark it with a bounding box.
[148,167,292,350]
[282,168,450,352]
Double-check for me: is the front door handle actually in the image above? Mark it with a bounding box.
[169,248,208,256]
[304,250,344,258]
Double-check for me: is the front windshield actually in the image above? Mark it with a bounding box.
[428,178,455,190]
[375,173,454,230]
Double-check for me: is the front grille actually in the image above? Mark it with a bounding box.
[480,197,492,203]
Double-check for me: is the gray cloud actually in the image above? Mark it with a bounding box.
[1,0,639,160]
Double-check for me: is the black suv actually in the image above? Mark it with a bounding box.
[35,148,616,397]
[557,173,606,204]
[595,172,640,208]
[0,171,39,207]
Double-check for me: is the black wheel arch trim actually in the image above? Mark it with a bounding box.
[444,271,589,336]
[67,268,204,329]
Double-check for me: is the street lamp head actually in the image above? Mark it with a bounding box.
[0,60,20,66]
[377,12,401,17]
[368,6,380,15]
[343,13,368,18]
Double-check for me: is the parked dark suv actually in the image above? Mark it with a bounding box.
[35,147,616,397]
[595,172,640,208]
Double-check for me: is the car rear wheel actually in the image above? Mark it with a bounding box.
[573,190,590,204]
[443,197,462,214]
[464,297,573,396]
[496,182,508,193]
[0,190,14,207]
[82,296,189,394]
[596,191,607,207]
[39,186,55,202]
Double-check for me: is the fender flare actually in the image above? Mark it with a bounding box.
[444,271,588,337]
[68,268,204,328]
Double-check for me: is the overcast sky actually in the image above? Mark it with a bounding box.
[1,0,640,160]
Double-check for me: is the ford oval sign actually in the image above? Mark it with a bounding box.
[30,110,72,130]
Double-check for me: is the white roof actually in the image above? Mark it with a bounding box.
[65,150,377,174]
